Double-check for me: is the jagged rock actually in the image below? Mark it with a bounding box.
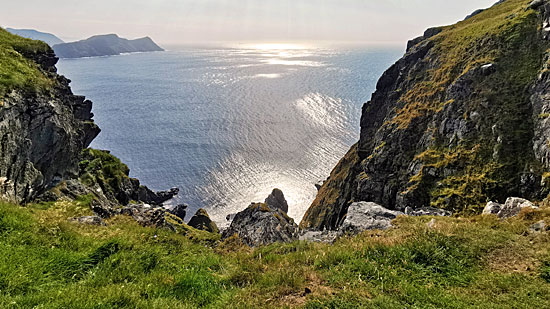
[0,32,100,203]
[530,220,547,233]
[222,203,298,247]
[265,188,289,213]
[70,216,105,226]
[340,202,404,233]
[483,201,502,215]
[497,197,538,218]
[170,204,188,221]
[188,209,219,234]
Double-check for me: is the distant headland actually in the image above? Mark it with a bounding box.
[52,34,164,59]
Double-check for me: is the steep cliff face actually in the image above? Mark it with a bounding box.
[0,28,100,203]
[302,0,550,230]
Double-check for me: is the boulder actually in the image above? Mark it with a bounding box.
[265,188,289,213]
[188,208,219,234]
[222,203,299,247]
[483,201,502,215]
[170,204,188,221]
[498,197,537,218]
[483,198,538,218]
[340,202,404,233]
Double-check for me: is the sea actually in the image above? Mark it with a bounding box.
[56,44,402,227]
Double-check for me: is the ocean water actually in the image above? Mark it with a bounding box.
[57,44,402,227]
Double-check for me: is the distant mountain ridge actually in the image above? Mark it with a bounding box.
[6,28,64,46]
[52,34,164,59]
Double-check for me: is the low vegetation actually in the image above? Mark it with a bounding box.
[0,27,52,97]
[1,200,549,308]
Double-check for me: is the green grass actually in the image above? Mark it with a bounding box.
[0,27,52,97]
[1,200,549,308]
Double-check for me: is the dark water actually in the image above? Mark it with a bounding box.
[57,44,402,226]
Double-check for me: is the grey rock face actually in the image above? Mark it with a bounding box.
[188,208,219,233]
[0,50,100,203]
[340,202,404,233]
[265,188,289,213]
[222,203,299,247]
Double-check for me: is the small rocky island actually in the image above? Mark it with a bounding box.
[52,34,164,58]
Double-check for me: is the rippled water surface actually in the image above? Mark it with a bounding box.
[57,45,402,226]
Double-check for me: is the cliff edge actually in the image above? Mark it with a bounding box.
[302,0,550,230]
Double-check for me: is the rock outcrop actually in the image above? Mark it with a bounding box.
[222,202,299,247]
[0,28,179,227]
[340,202,404,233]
[264,188,289,213]
[0,28,100,203]
[170,204,188,221]
[302,0,550,230]
[188,208,219,234]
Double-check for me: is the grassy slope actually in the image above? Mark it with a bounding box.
[0,27,52,97]
[1,200,549,308]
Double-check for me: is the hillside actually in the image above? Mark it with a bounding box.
[302,0,550,230]
[0,199,549,308]
[52,34,164,59]
[6,28,64,46]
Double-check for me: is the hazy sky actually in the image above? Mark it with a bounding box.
[2,0,497,46]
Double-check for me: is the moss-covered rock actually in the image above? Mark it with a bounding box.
[188,208,219,234]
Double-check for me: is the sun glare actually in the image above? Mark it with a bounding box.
[247,43,308,50]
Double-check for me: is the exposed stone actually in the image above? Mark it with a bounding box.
[70,216,105,226]
[530,220,546,233]
[340,202,404,233]
[222,203,298,247]
[298,229,340,243]
[497,197,538,218]
[483,201,502,215]
[405,206,452,217]
[264,188,289,213]
[188,208,219,234]
[170,204,188,221]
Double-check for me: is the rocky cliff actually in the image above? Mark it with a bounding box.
[0,28,100,203]
[0,27,176,211]
[302,0,550,230]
